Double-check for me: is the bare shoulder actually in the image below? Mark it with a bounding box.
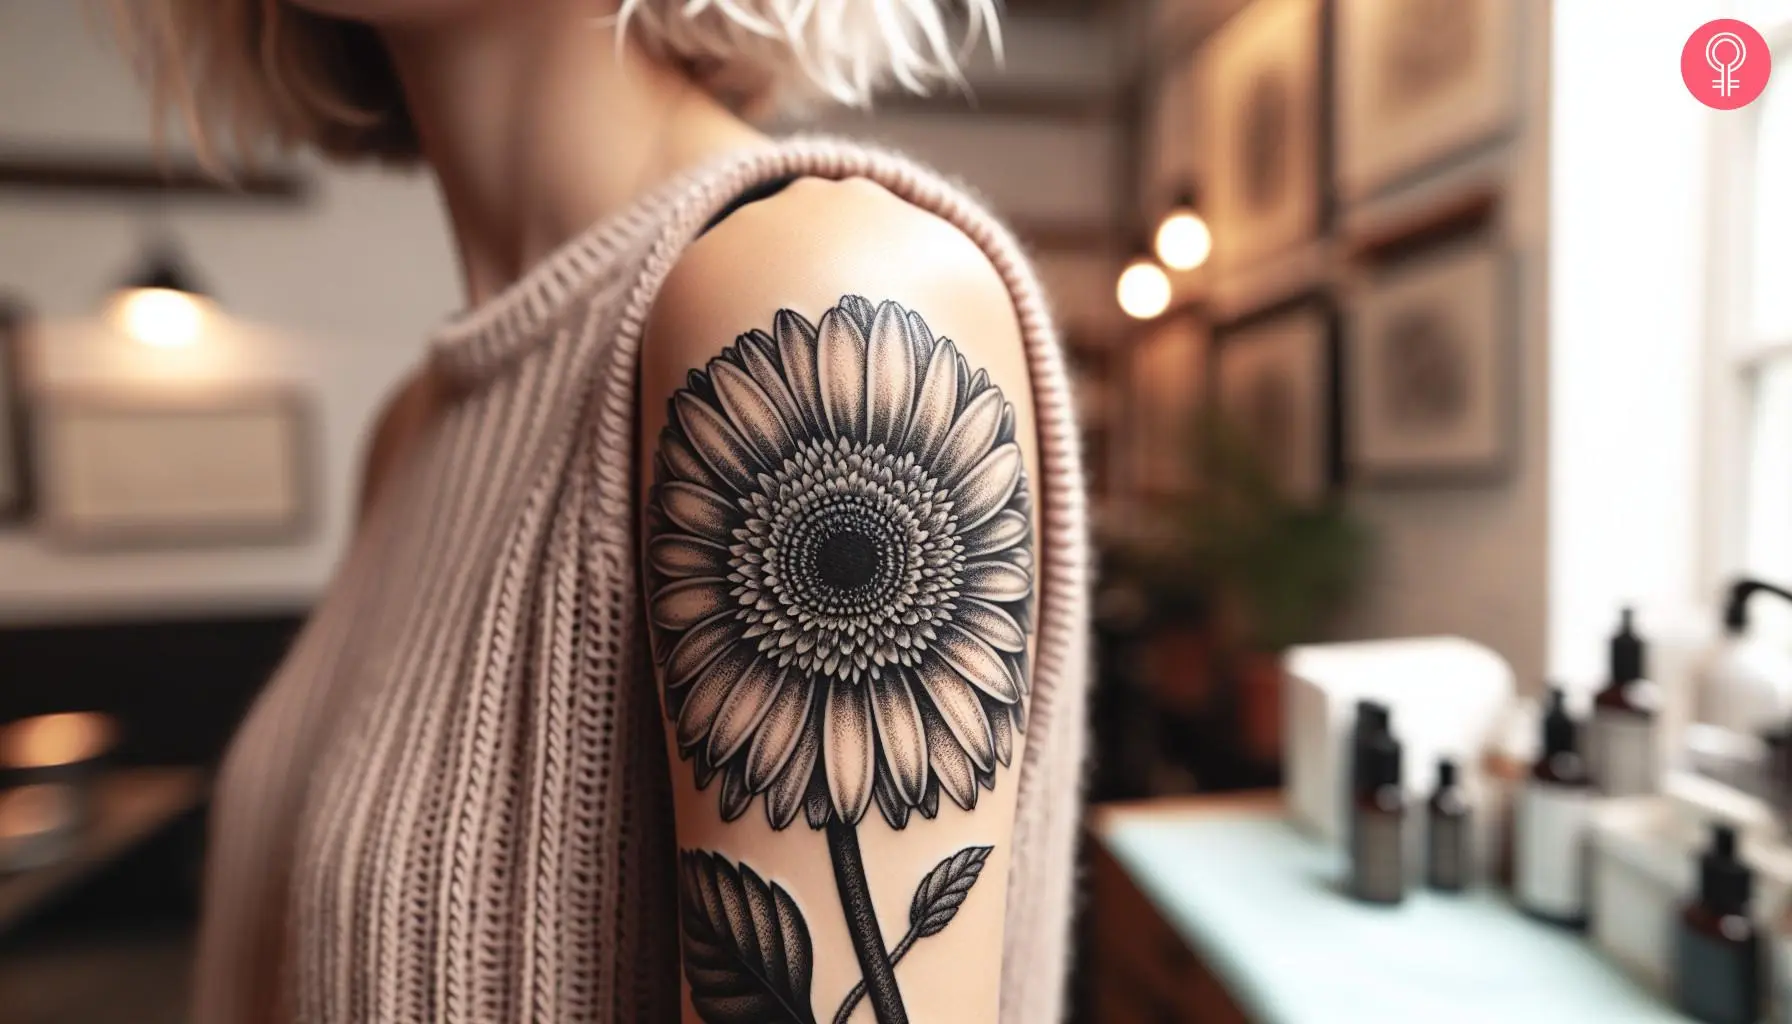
[645,176,1021,372]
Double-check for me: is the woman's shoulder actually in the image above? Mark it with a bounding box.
[646,173,1021,363]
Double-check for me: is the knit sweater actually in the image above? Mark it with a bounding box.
[193,137,1090,1024]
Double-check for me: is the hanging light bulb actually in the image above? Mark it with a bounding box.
[1154,186,1211,272]
[1117,246,1172,321]
[107,240,212,349]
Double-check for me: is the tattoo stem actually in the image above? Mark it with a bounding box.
[826,819,908,1024]
[831,930,920,1024]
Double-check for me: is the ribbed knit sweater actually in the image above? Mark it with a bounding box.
[193,137,1089,1024]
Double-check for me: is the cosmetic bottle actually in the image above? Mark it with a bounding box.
[1426,758,1471,893]
[1516,688,1591,928]
[1589,608,1659,797]
[1771,888,1792,1024]
[1347,700,1392,852]
[1350,732,1405,905]
[1676,823,1761,1024]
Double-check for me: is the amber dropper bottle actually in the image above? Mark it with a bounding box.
[1675,823,1760,1024]
[1350,733,1406,905]
[1426,759,1471,893]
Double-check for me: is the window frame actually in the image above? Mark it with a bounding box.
[1699,19,1792,603]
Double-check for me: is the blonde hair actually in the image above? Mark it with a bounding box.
[108,0,1001,165]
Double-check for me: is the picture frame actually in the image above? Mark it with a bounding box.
[1347,238,1513,482]
[1203,0,1325,274]
[1211,294,1340,503]
[32,389,313,548]
[1125,309,1208,501]
[1335,0,1521,199]
[0,299,32,525]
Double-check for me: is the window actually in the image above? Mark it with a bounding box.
[1725,23,1792,635]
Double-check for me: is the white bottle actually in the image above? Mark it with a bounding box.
[1516,688,1592,926]
[1589,609,1659,797]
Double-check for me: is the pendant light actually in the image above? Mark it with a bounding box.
[1154,185,1212,272]
[107,238,212,349]
[1116,238,1172,321]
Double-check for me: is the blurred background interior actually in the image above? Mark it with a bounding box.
[4,0,1792,1021]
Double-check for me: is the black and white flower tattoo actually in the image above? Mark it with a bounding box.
[647,294,1033,831]
[647,295,1033,1024]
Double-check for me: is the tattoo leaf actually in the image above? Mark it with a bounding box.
[908,845,993,938]
[679,849,818,1024]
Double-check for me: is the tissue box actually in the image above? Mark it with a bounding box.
[1284,637,1515,844]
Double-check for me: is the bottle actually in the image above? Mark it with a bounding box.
[1350,732,1405,905]
[1675,823,1761,1024]
[1515,687,1591,927]
[1347,700,1392,850]
[1589,608,1660,796]
[1426,758,1471,892]
[1771,888,1792,1024]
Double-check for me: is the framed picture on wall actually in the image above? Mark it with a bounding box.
[1204,0,1324,274]
[1126,310,1207,500]
[1335,0,1520,198]
[1212,296,1338,503]
[0,299,32,525]
[33,389,313,548]
[1348,238,1513,481]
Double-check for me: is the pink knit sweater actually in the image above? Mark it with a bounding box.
[193,137,1089,1023]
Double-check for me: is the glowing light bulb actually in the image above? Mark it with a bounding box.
[1117,258,1172,320]
[1155,209,1213,271]
[112,287,205,348]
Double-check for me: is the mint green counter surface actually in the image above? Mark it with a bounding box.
[1097,809,1695,1024]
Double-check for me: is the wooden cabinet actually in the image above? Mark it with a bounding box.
[1087,838,1252,1024]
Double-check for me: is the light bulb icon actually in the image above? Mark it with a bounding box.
[1707,31,1747,97]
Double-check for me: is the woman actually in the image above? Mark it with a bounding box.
[113,2,1087,1022]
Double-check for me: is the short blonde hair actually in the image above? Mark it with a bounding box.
[108,0,1001,165]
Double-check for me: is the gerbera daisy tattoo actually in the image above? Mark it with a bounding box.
[647,295,1031,1024]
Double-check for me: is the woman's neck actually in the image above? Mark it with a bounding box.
[381,3,768,305]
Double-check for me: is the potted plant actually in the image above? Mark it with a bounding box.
[1129,410,1371,765]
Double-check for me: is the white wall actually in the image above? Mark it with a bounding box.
[0,0,458,625]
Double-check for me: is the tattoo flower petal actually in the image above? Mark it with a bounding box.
[649,295,1034,830]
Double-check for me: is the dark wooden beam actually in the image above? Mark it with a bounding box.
[1346,186,1502,265]
[0,149,311,203]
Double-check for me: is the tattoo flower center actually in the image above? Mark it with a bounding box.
[735,438,965,684]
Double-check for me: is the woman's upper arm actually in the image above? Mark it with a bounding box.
[637,179,1038,1024]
